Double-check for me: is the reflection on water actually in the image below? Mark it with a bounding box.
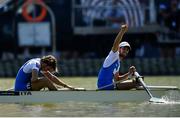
[0,100,180,117]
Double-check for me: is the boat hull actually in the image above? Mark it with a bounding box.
[0,90,179,103]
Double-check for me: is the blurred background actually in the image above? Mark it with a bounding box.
[0,0,180,77]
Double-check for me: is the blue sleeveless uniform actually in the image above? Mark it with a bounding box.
[97,51,120,90]
[14,58,40,91]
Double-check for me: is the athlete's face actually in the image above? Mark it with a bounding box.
[119,46,129,58]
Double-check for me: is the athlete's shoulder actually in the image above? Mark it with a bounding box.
[108,50,119,57]
[30,58,40,68]
[23,58,40,69]
[103,51,119,68]
[27,58,40,64]
[31,58,41,62]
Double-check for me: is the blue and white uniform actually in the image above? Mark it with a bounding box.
[97,51,120,90]
[14,58,41,91]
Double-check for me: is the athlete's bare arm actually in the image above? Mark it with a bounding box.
[114,66,136,81]
[31,69,39,82]
[111,24,128,52]
[42,71,75,90]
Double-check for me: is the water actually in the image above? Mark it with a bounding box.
[0,101,180,117]
[0,77,180,117]
[0,91,179,117]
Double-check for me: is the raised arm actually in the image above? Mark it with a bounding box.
[111,24,128,52]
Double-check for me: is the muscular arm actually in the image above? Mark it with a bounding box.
[112,24,128,52]
[114,72,130,82]
[42,71,74,89]
[114,66,136,81]
[31,69,39,83]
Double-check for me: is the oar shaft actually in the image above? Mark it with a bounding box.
[138,78,153,98]
[135,72,165,103]
[96,79,124,90]
[134,72,153,98]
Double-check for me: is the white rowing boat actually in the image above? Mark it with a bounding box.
[0,86,179,103]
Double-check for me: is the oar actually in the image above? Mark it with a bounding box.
[96,79,125,90]
[56,86,86,91]
[134,72,166,103]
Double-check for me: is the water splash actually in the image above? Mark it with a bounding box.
[160,96,180,104]
[149,90,180,104]
[149,97,166,103]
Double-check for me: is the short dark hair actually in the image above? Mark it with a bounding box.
[40,55,57,71]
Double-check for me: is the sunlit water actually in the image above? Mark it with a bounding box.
[0,77,180,117]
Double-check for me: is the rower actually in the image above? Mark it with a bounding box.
[14,55,75,91]
[97,24,140,90]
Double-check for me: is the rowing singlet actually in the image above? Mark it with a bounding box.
[97,51,120,90]
[14,58,41,91]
